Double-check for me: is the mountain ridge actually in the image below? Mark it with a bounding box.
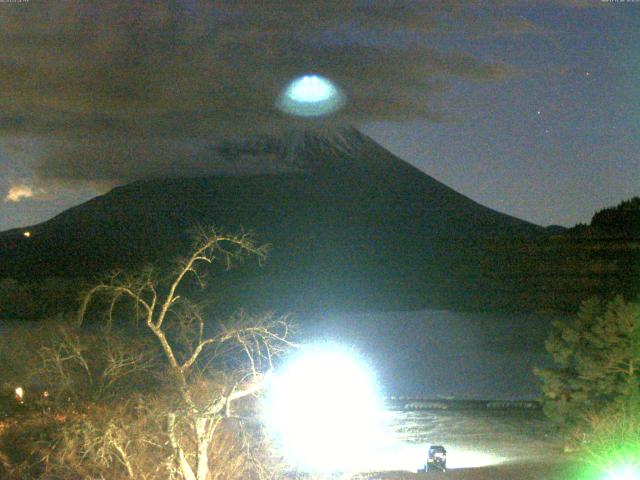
[1,129,554,313]
[5,128,544,240]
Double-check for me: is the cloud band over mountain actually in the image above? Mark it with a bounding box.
[0,0,519,184]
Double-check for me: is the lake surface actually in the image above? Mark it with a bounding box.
[301,309,568,399]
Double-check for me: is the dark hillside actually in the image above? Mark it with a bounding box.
[481,197,640,312]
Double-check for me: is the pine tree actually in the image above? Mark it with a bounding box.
[535,296,640,429]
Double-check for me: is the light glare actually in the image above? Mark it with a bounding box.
[287,75,335,103]
[445,447,505,469]
[276,74,345,117]
[263,343,384,473]
[604,464,640,480]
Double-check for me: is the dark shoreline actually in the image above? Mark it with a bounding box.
[384,398,541,411]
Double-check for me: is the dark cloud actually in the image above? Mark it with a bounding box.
[0,1,521,183]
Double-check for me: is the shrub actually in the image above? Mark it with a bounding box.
[535,296,640,431]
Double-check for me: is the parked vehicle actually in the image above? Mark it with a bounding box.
[426,445,447,472]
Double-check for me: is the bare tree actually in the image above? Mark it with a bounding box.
[79,227,294,480]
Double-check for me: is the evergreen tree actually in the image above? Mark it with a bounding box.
[535,296,640,429]
[590,196,640,236]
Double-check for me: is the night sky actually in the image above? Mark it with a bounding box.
[1,1,638,231]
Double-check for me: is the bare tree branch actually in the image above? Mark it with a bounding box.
[74,226,291,480]
[180,338,216,373]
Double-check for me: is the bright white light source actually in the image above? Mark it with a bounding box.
[15,387,24,403]
[605,464,640,480]
[276,74,346,117]
[287,75,335,103]
[263,343,384,473]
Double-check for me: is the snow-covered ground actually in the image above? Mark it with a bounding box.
[376,406,562,472]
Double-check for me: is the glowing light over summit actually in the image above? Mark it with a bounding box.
[287,75,335,103]
[276,74,346,117]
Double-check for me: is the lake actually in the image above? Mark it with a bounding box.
[301,309,567,399]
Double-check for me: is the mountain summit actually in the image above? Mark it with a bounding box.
[217,127,542,238]
[1,129,546,312]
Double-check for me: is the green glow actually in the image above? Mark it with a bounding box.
[577,441,640,480]
[603,464,640,480]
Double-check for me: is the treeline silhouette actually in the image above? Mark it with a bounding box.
[570,196,640,237]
